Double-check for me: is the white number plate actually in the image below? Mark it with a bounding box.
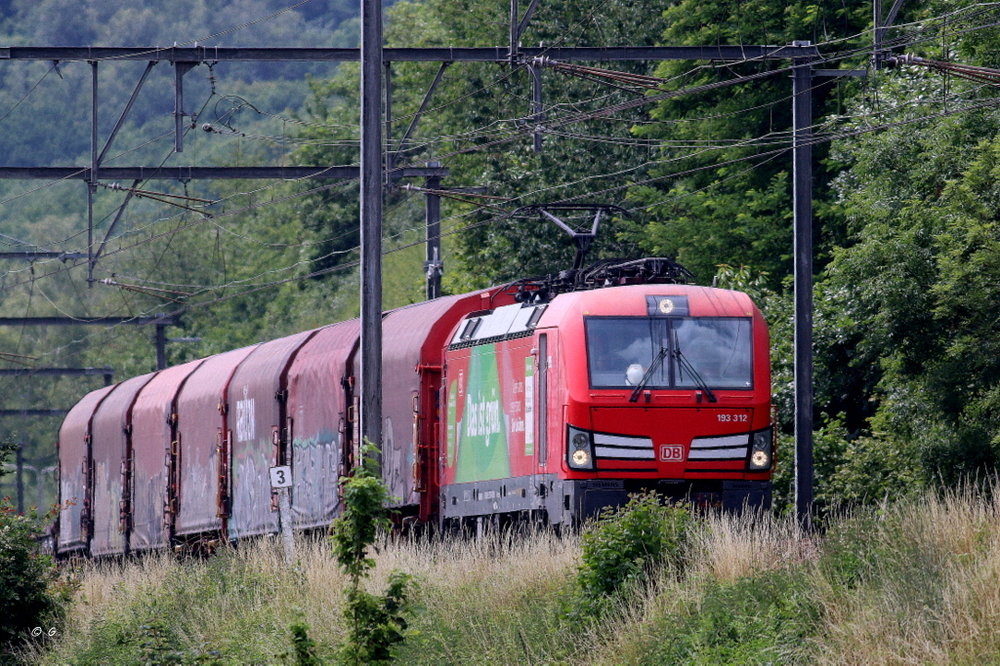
[269,465,292,488]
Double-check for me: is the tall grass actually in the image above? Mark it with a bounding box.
[38,527,584,664]
[814,487,1000,664]
[40,539,348,664]
[31,485,1000,664]
[393,527,584,664]
[585,487,1000,665]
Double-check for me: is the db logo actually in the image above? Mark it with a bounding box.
[659,445,684,462]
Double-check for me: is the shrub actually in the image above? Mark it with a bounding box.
[575,492,690,614]
[330,443,412,665]
[290,620,321,666]
[0,504,66,658]
[0,441,68,660]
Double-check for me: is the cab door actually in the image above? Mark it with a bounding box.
[534,331,560,476]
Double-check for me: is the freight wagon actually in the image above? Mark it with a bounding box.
[56,258,773,556]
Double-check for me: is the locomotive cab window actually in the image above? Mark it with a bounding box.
[585,317,753,390]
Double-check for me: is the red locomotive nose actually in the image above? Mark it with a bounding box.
[587,405,757,477]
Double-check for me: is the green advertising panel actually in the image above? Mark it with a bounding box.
[455,344,510,482]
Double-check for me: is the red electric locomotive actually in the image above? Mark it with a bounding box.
[56,257,773,557]
[437,259,772,527]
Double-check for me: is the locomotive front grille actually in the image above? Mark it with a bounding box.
[687,434,749,461]
[590,432,658,472]
[593,432,655,460]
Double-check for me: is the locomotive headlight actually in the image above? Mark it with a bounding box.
[748,426,773,471]
[567,426,595,471]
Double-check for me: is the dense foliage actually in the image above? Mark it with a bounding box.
[815,1,1000,500]
[0,441,68,662]
[624,0,870,284]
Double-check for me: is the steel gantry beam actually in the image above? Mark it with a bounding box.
[0,166,448,180]
[0,367,113,378]
[0,45,819,63]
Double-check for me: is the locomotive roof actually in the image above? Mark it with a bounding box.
[446,283,759,351]
[539,283,757,321]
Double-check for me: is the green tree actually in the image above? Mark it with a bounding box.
[821,3,1000,488]
[623,0,870,285]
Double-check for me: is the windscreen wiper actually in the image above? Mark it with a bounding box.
[628,345,669,403]
[673,342,717,403]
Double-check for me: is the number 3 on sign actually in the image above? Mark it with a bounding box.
[270,465,292,489]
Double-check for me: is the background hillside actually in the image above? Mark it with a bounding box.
[1,0,1000,520]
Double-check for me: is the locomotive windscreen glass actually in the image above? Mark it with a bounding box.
[585,317,753,390]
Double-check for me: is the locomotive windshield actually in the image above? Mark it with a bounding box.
[585,317,753,390]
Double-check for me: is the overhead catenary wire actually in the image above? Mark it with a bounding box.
[190,0,635,149]
[0,0,972,241]
[23,86,1000,317]
[394,0,903,157]
[2,165,364,287]
[886,53,1000,87]
[0,3,688,358]
[407,7,1000,159]
[0,0,976,189]
[1,2,1000,364]
[0,61,988,296]
[3,116,804,290]
[5,71,998,305]
[0,96,976,367]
